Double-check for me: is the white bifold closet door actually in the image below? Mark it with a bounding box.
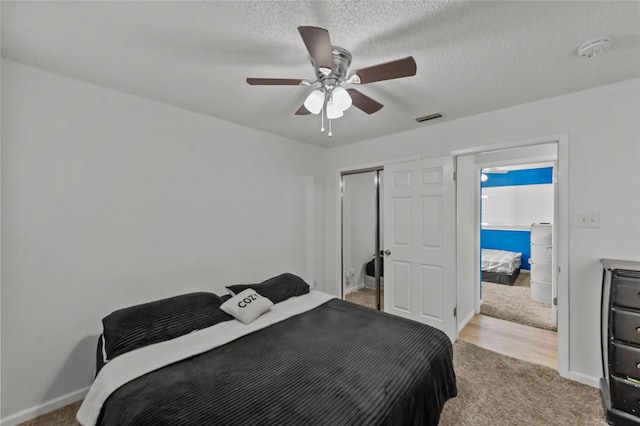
[383,156,457,341]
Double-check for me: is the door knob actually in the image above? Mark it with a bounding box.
[384,250,391,256]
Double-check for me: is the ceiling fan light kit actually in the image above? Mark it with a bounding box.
[247,26,417,137]
[303,89,324,114]
[326,100,344,119]
[331,86,352,111]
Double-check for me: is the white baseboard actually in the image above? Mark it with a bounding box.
[344,283,365,294]
[457,309,476,333]
[1,386,89,425]
[566,370,599,388]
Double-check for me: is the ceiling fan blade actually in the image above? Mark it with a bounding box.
[346,89,383,114]
[295,105,311,115]
[352,56,417,84]
[246,78,303,86]
[298,26,335,72]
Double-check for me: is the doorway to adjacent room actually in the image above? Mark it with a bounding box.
[455,137,567,374]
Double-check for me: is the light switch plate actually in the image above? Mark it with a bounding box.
[575,212,600,228]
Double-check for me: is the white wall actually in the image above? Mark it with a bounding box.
[481,184,554,228]
[0,59,326,421]
[324,78,640,384]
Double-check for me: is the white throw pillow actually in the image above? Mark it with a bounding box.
[220,288,274,324]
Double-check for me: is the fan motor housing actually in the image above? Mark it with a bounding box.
[316,46,352,81]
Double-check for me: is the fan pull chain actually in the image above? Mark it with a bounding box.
[320,103,325,133]
[327,92,333,137]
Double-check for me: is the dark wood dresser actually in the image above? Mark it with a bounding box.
[601,259,640,425]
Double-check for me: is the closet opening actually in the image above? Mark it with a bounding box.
[340,167,384,311]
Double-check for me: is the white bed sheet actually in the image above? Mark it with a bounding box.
[481,249,522,274]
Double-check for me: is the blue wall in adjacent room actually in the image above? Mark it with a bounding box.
[481,229,531,270]
[480,167,553,271]
[482,167,553,187]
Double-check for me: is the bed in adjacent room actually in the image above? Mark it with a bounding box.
[77,273,457,426]
[481,248,522,285]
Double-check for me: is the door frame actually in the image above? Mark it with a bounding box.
[451,132,570,380]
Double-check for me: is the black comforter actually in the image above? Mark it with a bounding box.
[98,298,457,425]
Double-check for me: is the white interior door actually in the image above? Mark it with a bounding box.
[383,156,457,341]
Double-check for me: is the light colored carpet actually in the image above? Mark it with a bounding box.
[481,273,555,331]
[344,287,384,310]
[19,400,81,425]
[440,341,606,426]
[21,341,604,426]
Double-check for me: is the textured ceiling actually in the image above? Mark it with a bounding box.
[2,1,639,147]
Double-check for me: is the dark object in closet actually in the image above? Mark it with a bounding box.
[365,253,384,278]
[600,259,640,426]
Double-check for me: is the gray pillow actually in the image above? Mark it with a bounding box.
[226,273,310,304]
[102,292,232,361]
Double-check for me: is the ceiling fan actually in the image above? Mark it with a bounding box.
[246,26,417,136]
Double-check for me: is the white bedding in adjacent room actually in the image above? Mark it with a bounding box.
[481,249,522,274]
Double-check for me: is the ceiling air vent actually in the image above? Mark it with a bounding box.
[415,112,442,123]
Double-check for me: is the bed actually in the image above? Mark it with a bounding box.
[481,248,522,285]
[77,273,457,426]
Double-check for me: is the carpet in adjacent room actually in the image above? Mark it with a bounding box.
[480,272,555,331]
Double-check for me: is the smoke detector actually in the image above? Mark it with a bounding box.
[576,36,612,58]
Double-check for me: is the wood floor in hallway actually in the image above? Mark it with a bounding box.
[459,314,558,370]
